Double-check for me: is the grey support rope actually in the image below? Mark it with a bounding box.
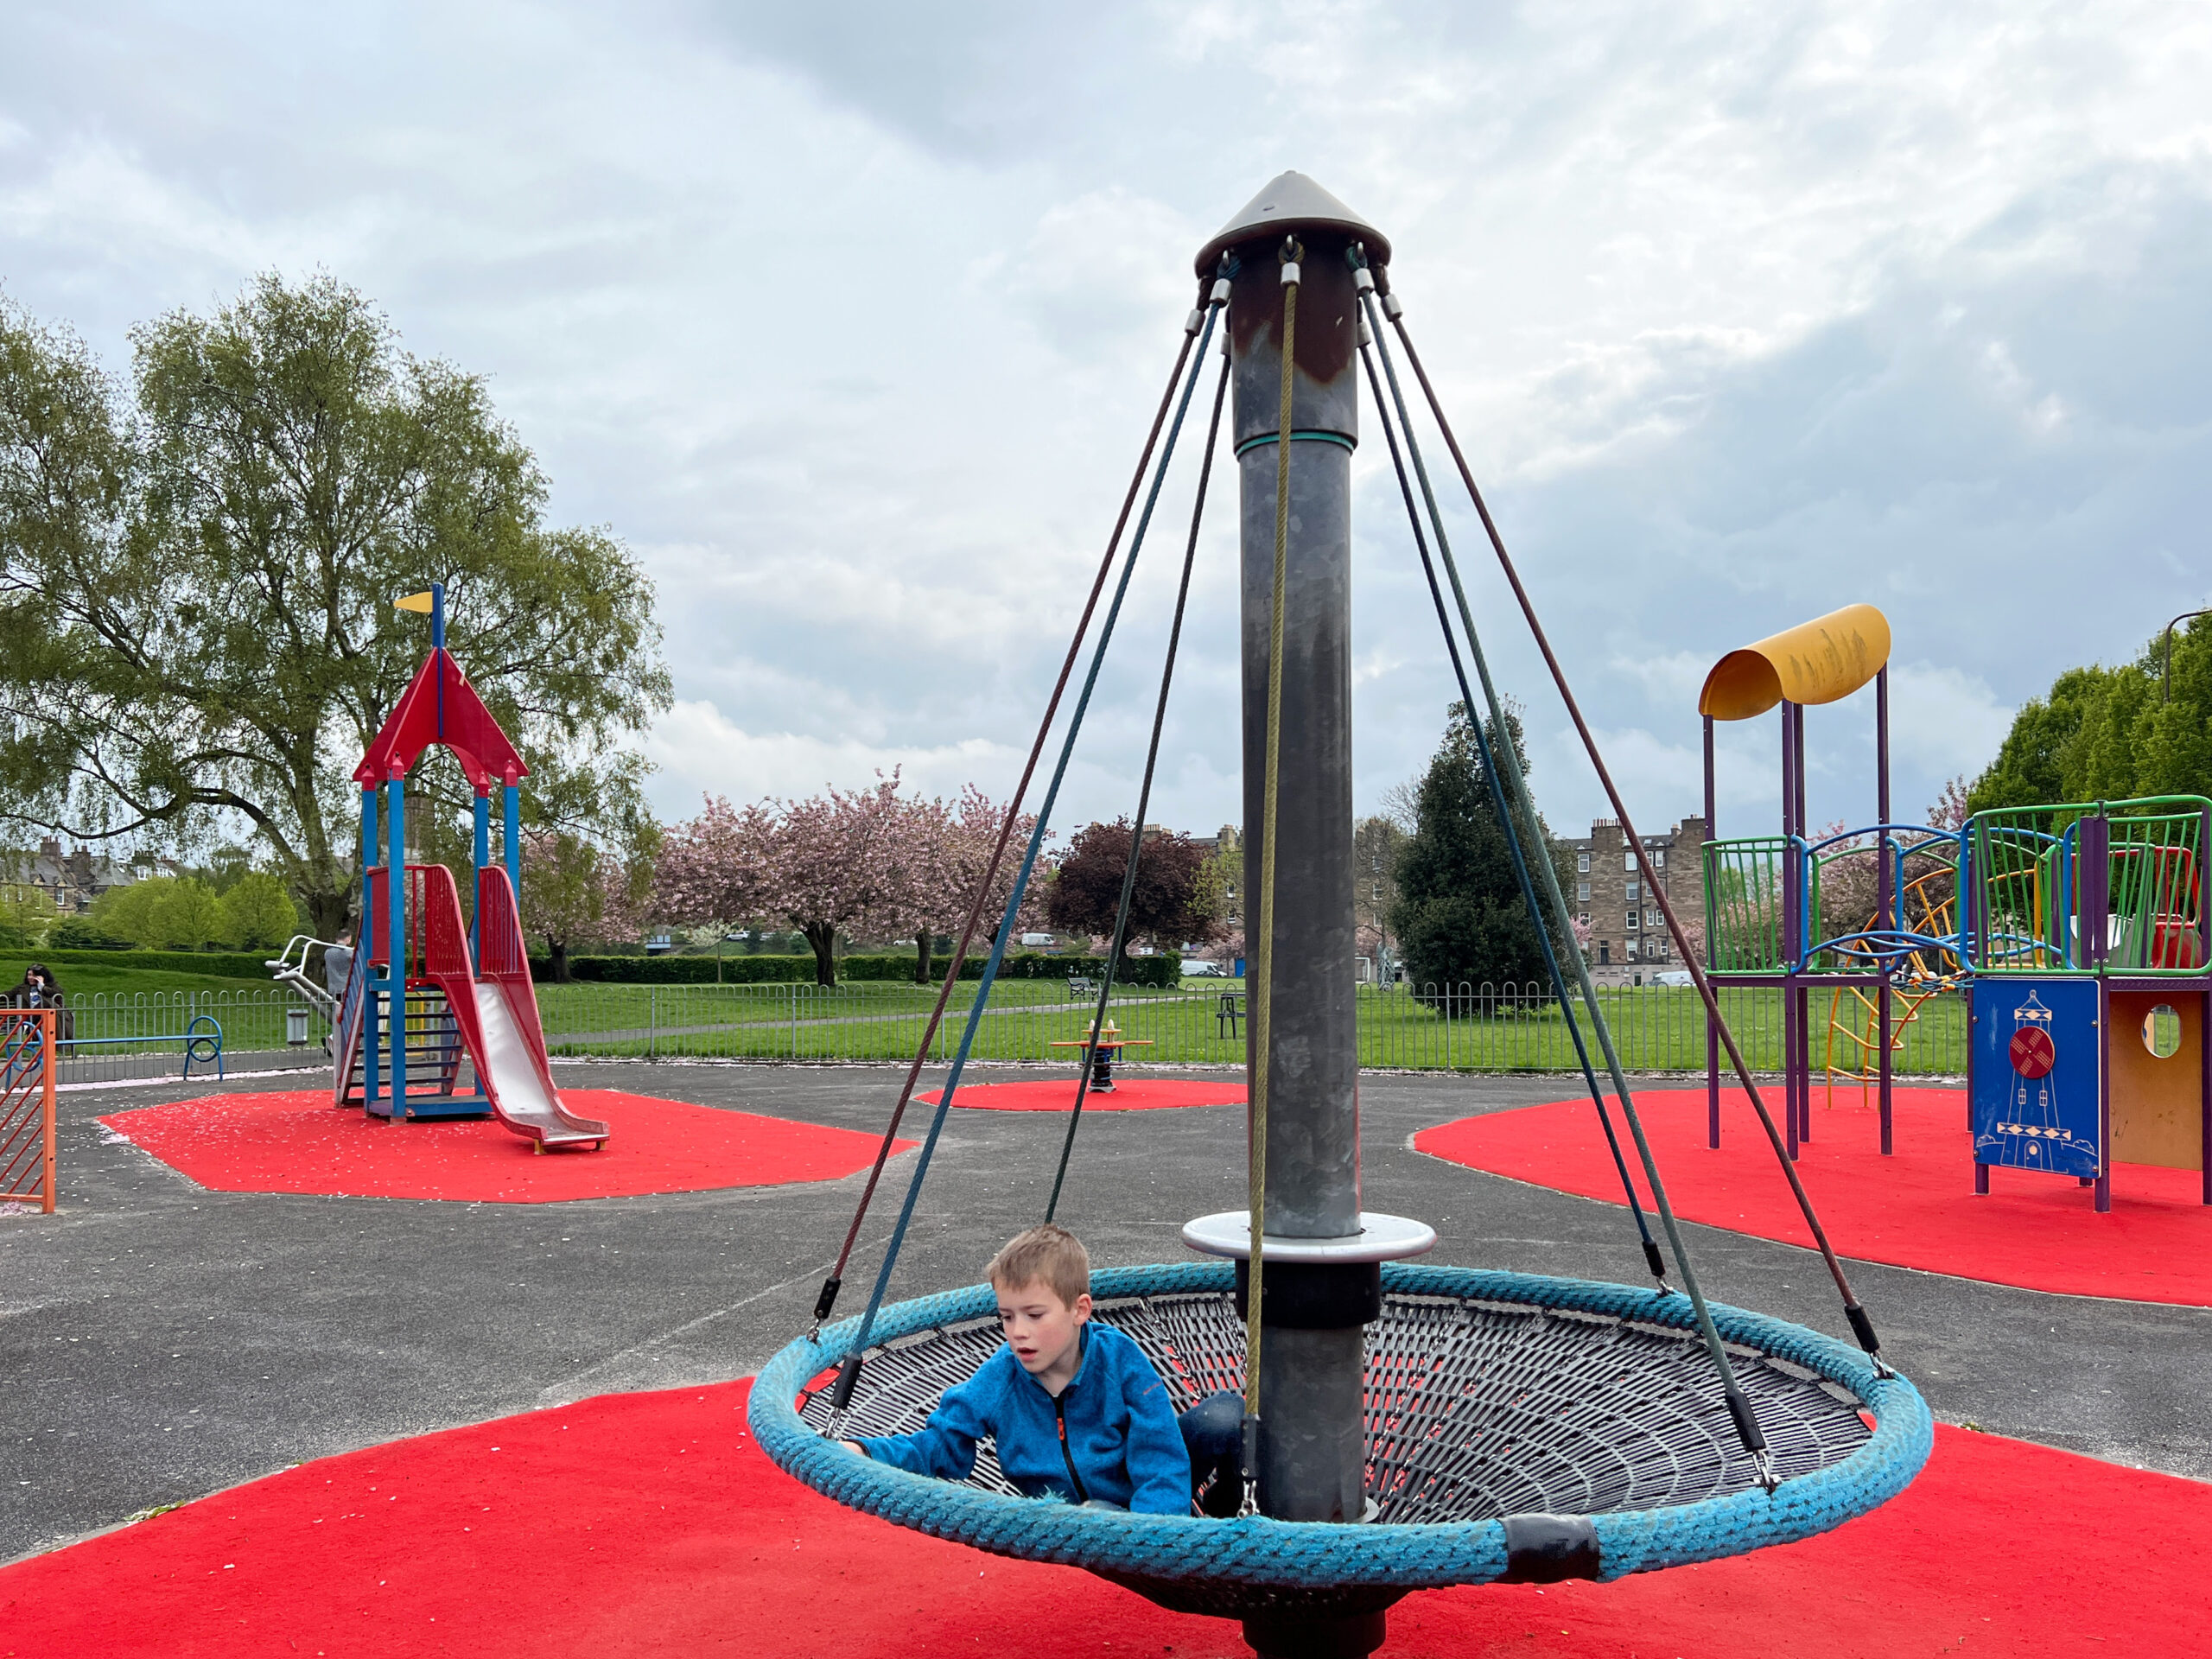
[1354,259,1774,1483]
[828,289,1230,1417]
[1374,266,1887,1370]
[1351,298,1669,1293]
[807,284,1212,1342]
[1044,341,1232,1224]
[1243,237,1302,1471]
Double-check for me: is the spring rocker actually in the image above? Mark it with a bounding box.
[1696,608,2210,1211]
[749,175,1930,1658]
[332,582,608,1152]
[1050,1018,1151,1092]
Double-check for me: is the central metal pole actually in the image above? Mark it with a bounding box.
[1230,200,1363,1521]
[1179,175,1433,1659]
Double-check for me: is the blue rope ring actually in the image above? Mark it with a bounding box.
[751,1262,1931,1605]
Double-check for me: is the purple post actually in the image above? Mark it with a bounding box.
[1705,714,1720,1147]
[1781,700,1799,1162]
[2080,817,2110,964]
[2095,976,2113,1214]
[1794,702,1811,1146]
[2202,986,2210,1206]
[1876,666,1894,1156]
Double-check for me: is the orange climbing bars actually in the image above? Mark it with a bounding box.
[1,1009,58,1213]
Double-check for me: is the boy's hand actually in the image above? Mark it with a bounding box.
[840,1440,867,1456]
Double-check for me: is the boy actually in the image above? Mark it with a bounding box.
[842,1224,1243,1516]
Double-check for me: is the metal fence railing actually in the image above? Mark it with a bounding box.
[526,979,1971,1077]
[36,990,334,1087]
[29,978,1972,1084]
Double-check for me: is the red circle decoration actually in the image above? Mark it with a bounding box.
[2009,1026,2056,1080]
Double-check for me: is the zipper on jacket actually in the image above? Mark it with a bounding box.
[1053,1395,1089,1503]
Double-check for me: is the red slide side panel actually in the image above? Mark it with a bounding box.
[406,864,607,1149]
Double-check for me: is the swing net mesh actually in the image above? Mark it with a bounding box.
[798,1284,1872,1524]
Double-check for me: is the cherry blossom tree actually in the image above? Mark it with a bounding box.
[520,828,645,982]
[655,777,1042,987]
[898,785,1043,982]
[1928,776,1970,831]
[767,775,922,985]
[650,795,775,932]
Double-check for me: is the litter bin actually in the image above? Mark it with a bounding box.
[286,1007,310,1047]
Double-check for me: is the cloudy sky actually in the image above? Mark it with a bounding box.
[6,1,2209,846]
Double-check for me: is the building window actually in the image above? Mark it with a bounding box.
[1649,938,1668,960]
[1625,912,1638,932]
[1598,943,1610,964]
[1625,940,1639,960]
[1646,907,1660,928]
[1578,912,1591,927]
[1624,852,1637,872]
[1577,852,1590,874]
[1577,881,1591,902]
[1652,849,1666,868]
[1625,881,1639,903]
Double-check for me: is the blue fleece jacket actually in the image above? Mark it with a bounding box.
[856,1324,1191,1514]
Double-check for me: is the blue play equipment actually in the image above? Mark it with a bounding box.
[1700,693,2212,1211]
[756,1262,1930,1627]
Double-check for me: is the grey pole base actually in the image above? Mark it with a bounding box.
[1244,1606,1391,1659]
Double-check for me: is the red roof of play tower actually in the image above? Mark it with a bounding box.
[353,648,528,790]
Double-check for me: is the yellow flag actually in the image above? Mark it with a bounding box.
[394,591,435,614]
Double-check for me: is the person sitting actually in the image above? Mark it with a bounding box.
[842,1223,1245,1517]
[3,963,73,1044]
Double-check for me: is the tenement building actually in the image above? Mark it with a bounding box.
[1566,816,1707,987]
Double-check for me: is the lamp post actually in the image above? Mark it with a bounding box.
[2162,608,2212,702]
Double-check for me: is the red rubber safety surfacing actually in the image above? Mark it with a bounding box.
[3,1380,2206,1658]
[1416,1087,2212,1306]
[918,1077,1246,1112]
[98,1090,912,1205]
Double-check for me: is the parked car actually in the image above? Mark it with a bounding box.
[1181,959,1227,977]
[1652,969,1694,987]
[1020,932,1056,948]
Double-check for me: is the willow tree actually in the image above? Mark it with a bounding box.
[0,276,670,936]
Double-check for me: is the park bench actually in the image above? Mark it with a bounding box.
[57,1014,226,1081]
[1066,976,1097,1000]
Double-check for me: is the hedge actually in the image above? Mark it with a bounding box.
[33,945,286,978]
[527,952,1183,989]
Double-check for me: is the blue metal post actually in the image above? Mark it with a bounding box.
[387,769,409,1116]
[431,582,448,741]
[361,785,381,1112]
[504,779,521,898]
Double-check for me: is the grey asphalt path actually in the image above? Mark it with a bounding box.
[2,1060,2204,1566]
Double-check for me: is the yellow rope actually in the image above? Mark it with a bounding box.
[1245,239,1300,1429]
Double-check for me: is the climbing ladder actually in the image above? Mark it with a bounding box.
[0,1010,58,1214]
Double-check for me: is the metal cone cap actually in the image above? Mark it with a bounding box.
[1194,170,1390,276]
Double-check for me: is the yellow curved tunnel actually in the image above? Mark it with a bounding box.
[1697,603,1892,721]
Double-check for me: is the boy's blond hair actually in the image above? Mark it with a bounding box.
[986,1223,1090,1307]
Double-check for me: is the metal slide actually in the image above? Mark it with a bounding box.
[420,863,609,1150]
